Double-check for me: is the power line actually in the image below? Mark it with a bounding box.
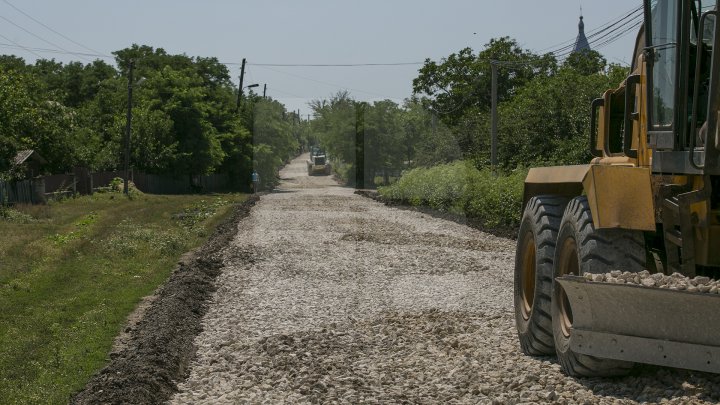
[593,20,643,50]
[0,32,41,58]
[1,0,108,57]
[546,6,643,57]
[252,64,397,99]
[0,13,91,62]
[554,15,643,60]
[245,6,642,71]
[0,41,111,59]
[536,4,642,55]
[246,67,256,88]
[245,61,423,67]
[579,13,642,48]
[427,11,644,114]
[266,86,312,99]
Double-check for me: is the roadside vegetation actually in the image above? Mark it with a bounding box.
[307,38,626,228]
[0,46,305,190]
[378,161,526,228]
[0,192,245,404]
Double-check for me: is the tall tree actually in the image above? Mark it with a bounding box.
[136,66,224,176]
[413,37,556,126]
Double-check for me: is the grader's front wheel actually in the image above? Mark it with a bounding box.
[514,195,567,356]
[551,196,645,377]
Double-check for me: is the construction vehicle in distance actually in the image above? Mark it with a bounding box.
[515,0,720,376]
[307,146,331,176]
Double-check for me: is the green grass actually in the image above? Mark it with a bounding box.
[378,161,527,228]
[0,192,246,404]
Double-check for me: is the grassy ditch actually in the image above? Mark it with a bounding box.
[378,161,526,230]
[0,192,245,404]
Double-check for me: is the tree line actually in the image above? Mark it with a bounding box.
[309,37,630,187]
[0,38,630,189]
[0,44,307,189]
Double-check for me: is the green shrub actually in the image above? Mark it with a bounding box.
[462,167,526,227]
[378,161,526,228]
[109,177,123,191]
[0,206,35,223]
[330,160,353,184]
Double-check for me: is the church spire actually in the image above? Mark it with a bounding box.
[573,14,591,53]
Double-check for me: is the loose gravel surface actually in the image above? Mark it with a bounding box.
[167,154,720,404]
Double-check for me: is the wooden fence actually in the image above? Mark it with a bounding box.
[0,179,39,205]
[1,170,240,205]
[134,172,234,194]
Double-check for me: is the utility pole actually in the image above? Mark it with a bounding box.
[263,83,267,99]
[490,60,498,173]
[123,60,134,195]
[236,58,246,112]
[296,109,302,152]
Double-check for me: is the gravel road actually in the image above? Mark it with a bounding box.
[170,154,720,404]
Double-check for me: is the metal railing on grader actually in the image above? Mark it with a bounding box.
[515,0,720,376]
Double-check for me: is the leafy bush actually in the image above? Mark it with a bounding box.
[109,177,123,191]
[0,206,35,223]
[332,161,353,184]
[462,167,526,227]
[378,161,526,228]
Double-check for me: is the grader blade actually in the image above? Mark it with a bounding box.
[557,276,720,373]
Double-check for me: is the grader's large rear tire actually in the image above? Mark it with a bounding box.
[514,195,568,356]
[552,196,645,377]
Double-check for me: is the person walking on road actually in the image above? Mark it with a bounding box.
[251,170,260,193]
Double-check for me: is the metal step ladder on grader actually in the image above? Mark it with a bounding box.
[515,0,720,376]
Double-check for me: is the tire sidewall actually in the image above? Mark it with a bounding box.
[514,213,536,335]
[551,216,578,356]
[551,196,642,376]
[513,195,565,356]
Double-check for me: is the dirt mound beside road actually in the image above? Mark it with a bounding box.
[71,195,259,405]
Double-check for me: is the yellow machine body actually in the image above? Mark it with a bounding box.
[514,0,720,376]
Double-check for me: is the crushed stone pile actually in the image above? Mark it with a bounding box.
[584,270,720,293]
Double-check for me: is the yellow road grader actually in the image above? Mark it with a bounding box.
[515,0,720,376]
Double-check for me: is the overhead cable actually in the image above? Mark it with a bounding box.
[1,0,109,57]
[0,32,41,58]
[545,6,643,57]
[252,63,397,99]
[245,62,424,67]
[537,4,642,55]
[0,41,110,59]
[0,13,91,61]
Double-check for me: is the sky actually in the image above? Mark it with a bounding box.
[0,0,643,117]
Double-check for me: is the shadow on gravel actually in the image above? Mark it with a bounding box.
[70,195,260,405]
[354,190,518,240]
[521,354,720,403]
[573,365,720,403]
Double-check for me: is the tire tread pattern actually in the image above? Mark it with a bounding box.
[514,195,568,356]
[553,196,644,377]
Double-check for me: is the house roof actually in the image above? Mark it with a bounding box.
[13,149,47,166]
